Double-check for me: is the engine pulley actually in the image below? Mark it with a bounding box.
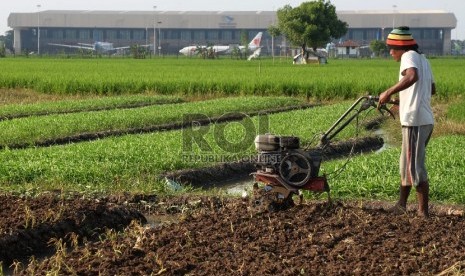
[279,151,312,187]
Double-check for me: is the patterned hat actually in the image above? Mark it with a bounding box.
[386,26,418,50]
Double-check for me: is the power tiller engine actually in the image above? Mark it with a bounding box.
[251,134,328,211]
[250,95,396,212]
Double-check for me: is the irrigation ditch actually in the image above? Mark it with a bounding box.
[161,136,384,190]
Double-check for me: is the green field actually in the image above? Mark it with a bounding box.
[0,57,464,205]
[0,96,303,148]
[1,57,464,99]
[0,102,364,190]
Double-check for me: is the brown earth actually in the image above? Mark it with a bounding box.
[0,193,146,266]
[1,192,464,276]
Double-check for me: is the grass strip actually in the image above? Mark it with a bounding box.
[446,97,465,122]
[3,100,461,205]
[318,135,465,204]
[0,96,303,148]
[0,94,184,120]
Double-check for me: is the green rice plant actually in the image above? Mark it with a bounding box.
[320,135,465,204]
[446,97,465,122]
[0,97,463,205]
[0,94,183,119]
[266,101,378,144]
[1,58,463,99]
[0,102,366,193]
[0,96,303,148]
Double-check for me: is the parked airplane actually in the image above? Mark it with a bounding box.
[179,32,263,56]
[48,41,147,54]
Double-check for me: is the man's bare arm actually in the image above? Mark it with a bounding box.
[378,67,418,105]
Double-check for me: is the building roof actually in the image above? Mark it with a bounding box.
[337,10,457,29]
[8,10,457,30]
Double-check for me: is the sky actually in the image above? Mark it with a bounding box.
[1,0,464,39]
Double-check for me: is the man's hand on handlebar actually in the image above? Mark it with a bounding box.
[377,91,391,109]
[378,91,400,106]
[375,92,398,119]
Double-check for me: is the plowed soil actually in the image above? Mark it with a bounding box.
[1,193,464,276]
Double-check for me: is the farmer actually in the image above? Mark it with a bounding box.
[378,26,435,217]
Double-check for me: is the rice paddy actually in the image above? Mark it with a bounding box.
[0,56,464,204]
[1,58,464,99]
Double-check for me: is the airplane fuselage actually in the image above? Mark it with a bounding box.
[49,41,138,54]
[179,32,262,56]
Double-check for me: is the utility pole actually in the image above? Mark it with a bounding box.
[157,21,162,56]
[392,5,397,29]
[37,4,41,55]
[153,5,157,56]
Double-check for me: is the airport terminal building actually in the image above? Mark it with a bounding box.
[7,10,457,56]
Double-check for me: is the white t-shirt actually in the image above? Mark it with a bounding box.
[398,50,435,126]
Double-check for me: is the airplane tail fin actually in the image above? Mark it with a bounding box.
[248,32,263,48]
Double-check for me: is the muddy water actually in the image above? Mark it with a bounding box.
[214,176,255,196]
[373,128,393,153]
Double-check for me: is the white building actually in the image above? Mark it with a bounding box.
[7,10,457,55]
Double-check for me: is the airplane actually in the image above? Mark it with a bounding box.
[179,32,263,57]
[48,41,148,54]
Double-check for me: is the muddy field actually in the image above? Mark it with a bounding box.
[1,192,464,276]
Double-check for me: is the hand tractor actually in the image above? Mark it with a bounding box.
[250,95,396,212]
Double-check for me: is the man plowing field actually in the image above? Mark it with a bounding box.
[378,26,435,217]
